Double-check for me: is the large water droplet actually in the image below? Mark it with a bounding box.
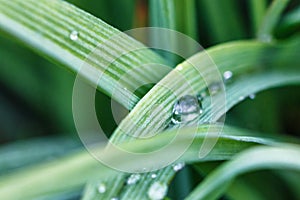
[147,181,168,200]
[172,162,185,172]
[97,182,106,193]
[223,71,233,82]
[171,95,203,124]
[127,174,141,185]
[208,82,223,96]
[249,94,256,99]
[69,30,79,41]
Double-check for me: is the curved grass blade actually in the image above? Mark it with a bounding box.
[0,137,79,175]
[108,38,300,199]
[257,0,290,41]
[0,123,292,200]
[186,145,300,200]
[0,0,167,109]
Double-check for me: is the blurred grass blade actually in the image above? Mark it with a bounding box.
[174,0,198,40]
[248,0,267,33]
[0,137,80,175]
[0,0,167,109]
[257,0,290,41]
[1,123,294,200]
[186,145,300,200]
[197,0,245,43]
[149,0,176,29]
[277,5,300,36]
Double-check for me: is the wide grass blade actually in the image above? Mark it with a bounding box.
[0,0,167,109]
[0,123,296,200]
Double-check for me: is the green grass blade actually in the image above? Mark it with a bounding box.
[107,37,300,199]
[257,0,290,41]
[186,145,300,200]
[0,0,167,109]
[277,5,300,36]
[248,0,267,33]
[149,0,177,64]
[0,137,79,175]
[0,123,295,200]
[174,0,198,40]
[149,0,176,29]
[197,0,246,43]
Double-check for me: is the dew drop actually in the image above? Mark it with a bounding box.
[172,162,185,172]
[249,94,256,99]
[69,30,79,41]
[97,182,106,194]
[147,181,168,200]
[197,91,207,101]
[127,174,141,185]
[260,34,272,43]
[223,71,233,81]
[177,64,183,71]
[111,197,119,200]
[239,96,245,101]
[151,173,157,179]
[171,95,203,124]
[208,82,223,96]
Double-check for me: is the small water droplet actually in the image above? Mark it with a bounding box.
[208,82,223,96]
[69,30,79,41]
[148,182,168,200]
[111,197,119,200]
[249,94,256,99]
[197,91,207,101]
[260,34,272,43]
[151,173,157,179]
[223,71,233,82]
[239,96,245,101]
[127,174,141,185]
[177,64,183,71]
[172,162,185,172]
[171,95,203,124]
[97,182,106,194]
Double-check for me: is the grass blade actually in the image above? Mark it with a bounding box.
[248,0,267,33]
[257,0,290,41]
[0,123,295,200]
[0,0,167,109]
[186,145,300,200]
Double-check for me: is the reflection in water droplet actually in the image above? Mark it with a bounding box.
[249,94,256,99]
[173,162,185,172]
[171,95,203,124]
[151,173,157,179]
[223,71,233,81]
[127,174,141,185]
[148,181,168,200]
[69,30,79,41]
[208,82,223,96]
[97,182,106,193]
